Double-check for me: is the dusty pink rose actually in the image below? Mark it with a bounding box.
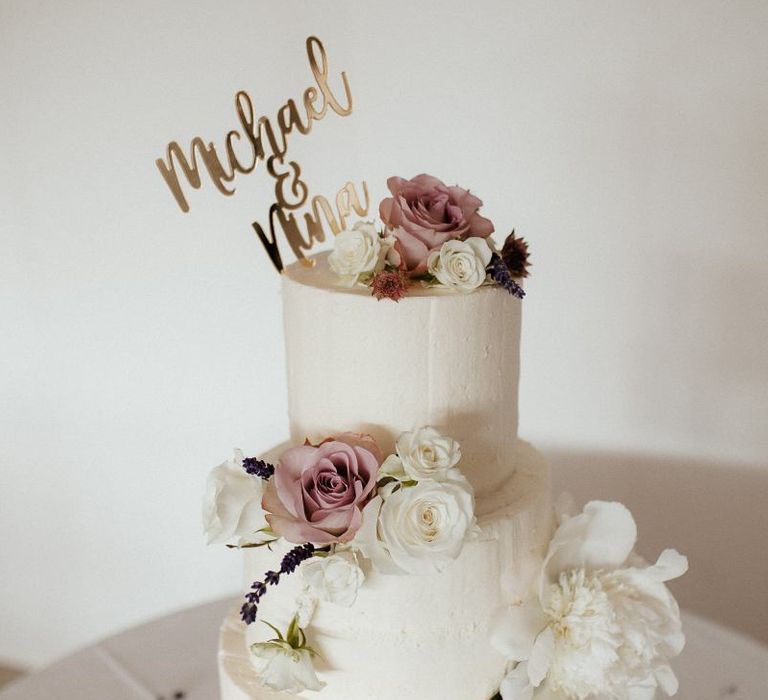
[263,433,380,545]
[379,174,494,274]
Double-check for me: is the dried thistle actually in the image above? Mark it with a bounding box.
[500,230,531,279]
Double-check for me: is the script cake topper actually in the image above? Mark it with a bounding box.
[156,36,368,272]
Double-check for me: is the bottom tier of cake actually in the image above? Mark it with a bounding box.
[218,440,552,700]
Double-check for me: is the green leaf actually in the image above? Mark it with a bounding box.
[285,614,301,648]
[227,538,279,550]
[261,620,284,642]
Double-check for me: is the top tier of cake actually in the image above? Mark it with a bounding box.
[281,252,522,496]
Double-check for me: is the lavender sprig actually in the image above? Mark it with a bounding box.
[240,543,323,625]
[488,254,525,299]
[242,457,275,480]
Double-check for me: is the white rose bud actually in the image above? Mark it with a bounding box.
[328,220,387,287]
[301,550,365,607]
[378,453,408,481]
[396,427,461,482]
[250,643,324,695]
[202,449,266,545]
[427,237,492,292]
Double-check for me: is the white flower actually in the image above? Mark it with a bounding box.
[499,662,535,700]
[378,453,408,481]
[427,237,492,292]
[328,220,388,286]
[355,474,476,575]
[202,449,266,545]
[395,426,462,482]
[492,501,688,700]
[250,614,324,695]
[301,550,365,607]
[250,645,324,695]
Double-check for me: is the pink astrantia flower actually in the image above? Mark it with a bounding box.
[370,269,409,301]
[379,174,494,275]
[263,433,380,545]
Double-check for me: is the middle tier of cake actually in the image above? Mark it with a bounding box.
[221,441,551,700]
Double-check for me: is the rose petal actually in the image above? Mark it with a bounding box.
[411,173,448,190]
[336,432,383,463]
[468,212,494,238]
[391,226,430,273]
[310,504,353,530]
[265,510,337,544]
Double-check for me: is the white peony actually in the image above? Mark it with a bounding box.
[202,449,267,545]
[394,426,462,482]
[355,474,476,575]
[250,644,324,695]
[492,500,688,700]
[301,550,365,607]
[328,220,388,286]
[427,237,492,292]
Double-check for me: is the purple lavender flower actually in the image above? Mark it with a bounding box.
[242,457,275,480]
[240,543,323,625]
[488,254,525,299]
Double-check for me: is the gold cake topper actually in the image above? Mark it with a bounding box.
[156,36,369,271]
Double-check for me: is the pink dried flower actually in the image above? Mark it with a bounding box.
[370,270,409,302]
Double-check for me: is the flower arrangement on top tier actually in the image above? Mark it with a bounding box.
[327,173,530,300]
[203,427,478,694]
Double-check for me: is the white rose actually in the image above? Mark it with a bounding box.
[395,427,461,482]
[202,449,266,545]
[492,500,688,700]
[427,237,492,292]
[328,220,388,286]
[356,475,477,575]
[301,551,365,607]
[377,453,407,481]
[250,643,324,695]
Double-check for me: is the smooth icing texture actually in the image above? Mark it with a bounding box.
[281,252,522,498]
[219,442,552,700]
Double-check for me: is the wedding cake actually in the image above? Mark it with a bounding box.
[205,175,688,700]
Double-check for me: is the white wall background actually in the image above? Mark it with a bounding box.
[2,0,767,668]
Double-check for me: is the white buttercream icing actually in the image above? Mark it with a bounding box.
[218,253,547,700]
[281,253,522,498]
[220,442,552,700]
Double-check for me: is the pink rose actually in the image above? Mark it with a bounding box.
[379,174,494,275]
[263,433,380,545]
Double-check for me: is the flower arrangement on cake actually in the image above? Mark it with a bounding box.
[326,174,530,300]
[204,427,479,693]
[204,430,687,698]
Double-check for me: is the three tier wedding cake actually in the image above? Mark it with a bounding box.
[204,174,687,700]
